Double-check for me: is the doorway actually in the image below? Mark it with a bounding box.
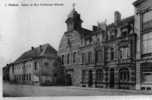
[88,70,93,87]
[66,74,72,86]
[110,68,115,88]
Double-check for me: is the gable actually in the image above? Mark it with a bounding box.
[43,45,57,57]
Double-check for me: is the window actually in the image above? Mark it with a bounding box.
[61,55,64,64]
[29,74,31,80]
[82,53,85,64]
[96,51,102,63]
[82,70,87,82]
[143,32,152,54]
[34,62,37,70]
[122,31,128,37]
[111,48,114,60]
[107,48,111,61]
[73,52,76,63]
[143,11,152,22]
[67,54,70,64]
[26,74,28,80]
[96,70,103,81]
[143,11,152,31]
[88,52,92,64]
[141,63,152,83]
[119,68,129,82]
[119,47,130,59]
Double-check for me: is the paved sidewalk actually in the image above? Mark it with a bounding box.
[3,82,152,97]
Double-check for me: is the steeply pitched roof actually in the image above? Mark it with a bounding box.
[15,43,57,63]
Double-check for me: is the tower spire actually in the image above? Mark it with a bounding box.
[72,3,76,10]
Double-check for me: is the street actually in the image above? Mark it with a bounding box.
[3,82,152,97]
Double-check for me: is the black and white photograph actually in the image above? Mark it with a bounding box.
[1,0,152,98]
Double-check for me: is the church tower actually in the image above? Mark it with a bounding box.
[65,4,83,32]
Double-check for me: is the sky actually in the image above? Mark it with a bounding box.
[0,0,136,67]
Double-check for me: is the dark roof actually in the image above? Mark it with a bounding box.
[78,28,93,39]
[68,8,78,18]
[133,0,146,6]
[15,43,57,63]
[108,16,134,28]
[121,16,134,24]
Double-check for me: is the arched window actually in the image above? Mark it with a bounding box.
[96,69,103,81]
[119,68,130,82]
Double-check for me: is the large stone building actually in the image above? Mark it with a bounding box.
[58,6,137,89]
[7,44,64,85]
[80,14,137,89]
[133,0,152,90]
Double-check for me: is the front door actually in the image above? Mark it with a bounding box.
[88,70,93,87]
[110,68,115,88]
[66,74,72,86]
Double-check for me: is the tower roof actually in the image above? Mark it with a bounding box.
[67,3,78,18]
[67,8,78,18]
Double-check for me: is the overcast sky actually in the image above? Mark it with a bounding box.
[0,0,136,67]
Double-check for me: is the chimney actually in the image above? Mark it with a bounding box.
[31,46,34,50]
[40,45,42,51]
[114,11,121,24]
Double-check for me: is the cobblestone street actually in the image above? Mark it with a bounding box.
[3,82,152,97]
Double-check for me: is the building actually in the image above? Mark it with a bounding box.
[3,65,10,82]
[80,12,137,89]
[58,7,93,86]
[8,43,64,85]
[58,6,137,89]
[133,0,152,90]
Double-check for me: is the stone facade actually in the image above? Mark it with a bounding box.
[58,7,137,89]
[133,0,152,90]
[80,15,137,89]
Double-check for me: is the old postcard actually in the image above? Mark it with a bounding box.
[1,0,152,99]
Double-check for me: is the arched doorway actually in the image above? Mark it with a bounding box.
[110,68,115,88]
[88,70,93,87]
